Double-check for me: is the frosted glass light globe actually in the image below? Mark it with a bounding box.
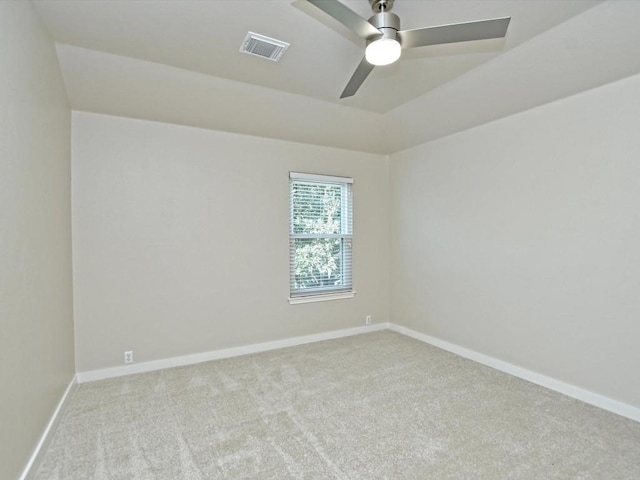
[365,38,401,66]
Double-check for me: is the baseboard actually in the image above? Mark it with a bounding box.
[75,321,639,423]
[77,322,389,383]
[388,323,640,423]
[20,374,77,480]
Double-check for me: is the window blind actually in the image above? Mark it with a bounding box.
[289,172,353,298]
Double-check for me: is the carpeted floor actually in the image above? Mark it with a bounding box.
[35,331,640,479]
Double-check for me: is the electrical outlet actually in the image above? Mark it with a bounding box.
[124,351,133,364]
[365,315,372,325]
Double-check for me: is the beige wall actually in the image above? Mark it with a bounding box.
[72,112,389,372]
[0,2,74,479]
[390,72,640,408]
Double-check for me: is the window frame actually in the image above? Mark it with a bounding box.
[288,172,355,304]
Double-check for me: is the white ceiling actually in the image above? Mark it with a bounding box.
[33,0,640,154]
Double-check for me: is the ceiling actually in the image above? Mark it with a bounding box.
[32,0,640,154]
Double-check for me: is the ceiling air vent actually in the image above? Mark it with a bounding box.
[240,32,290,62]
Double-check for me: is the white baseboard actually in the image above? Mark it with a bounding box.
[75,321,639,423]
[20,374,77,480]
[77,323,388,383]
[388,323,640,423]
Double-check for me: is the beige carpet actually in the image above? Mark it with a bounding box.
[35,331,640,479]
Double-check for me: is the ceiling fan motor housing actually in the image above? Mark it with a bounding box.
[367,11,400,43]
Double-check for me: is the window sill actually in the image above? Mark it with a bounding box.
[288,291,356,305]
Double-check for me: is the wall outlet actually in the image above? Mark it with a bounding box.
[365,315,372,325]
[124,350,134,364]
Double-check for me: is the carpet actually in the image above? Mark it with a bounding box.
[35,331,640,479]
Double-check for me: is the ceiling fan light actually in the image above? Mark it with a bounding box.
[365,37,401,66]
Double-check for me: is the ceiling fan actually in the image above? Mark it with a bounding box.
[303,0,511,98]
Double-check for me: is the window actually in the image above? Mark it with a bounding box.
[289,172,354,303]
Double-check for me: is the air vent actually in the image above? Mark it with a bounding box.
[240,32,290,62]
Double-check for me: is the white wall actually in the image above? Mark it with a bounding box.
[390,72,640,408]
[0,2,74,479]
[72,112,389,372]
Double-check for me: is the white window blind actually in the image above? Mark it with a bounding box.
[289,172,353,299]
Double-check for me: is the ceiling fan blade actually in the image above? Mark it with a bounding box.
[305,0,380,39]
[398,17,511,49]
[340,57,375,98]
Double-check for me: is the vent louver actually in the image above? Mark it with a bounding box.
[240,32,290,62]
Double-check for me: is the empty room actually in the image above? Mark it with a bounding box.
[2,0,640,478]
